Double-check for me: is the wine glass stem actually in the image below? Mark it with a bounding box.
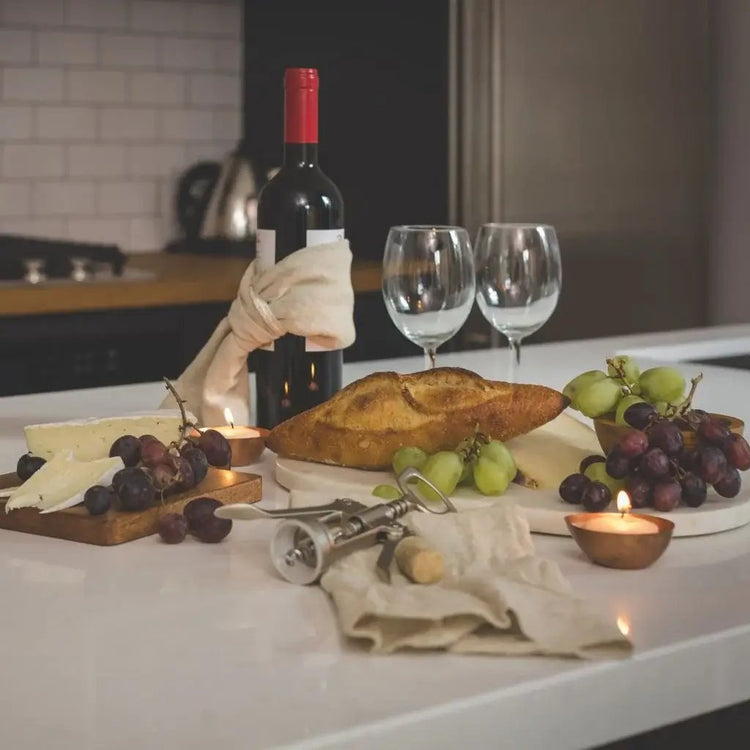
[507,337,521,382]
[425,347,437,370]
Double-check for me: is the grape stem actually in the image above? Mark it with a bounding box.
[162,377,199,443]
[674,373,704,420]
[605,357,637,395]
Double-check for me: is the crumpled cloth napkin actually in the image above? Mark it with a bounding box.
[160,240,355,426]
[290,490,633,657]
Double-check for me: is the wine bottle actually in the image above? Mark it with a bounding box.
[254,67,345,429]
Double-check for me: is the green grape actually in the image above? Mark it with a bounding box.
[418,451,463,502]
[473,456,513,496]
[638,367,685,403]
[653,401,669,416]
[372,484,402,500]
[392,446,428,477]
[584,461,625,496]
[479,440,516,478]
[607,355,640,383]
[575,378,623,418]
[615,394,645,425]
[562,370,607,409]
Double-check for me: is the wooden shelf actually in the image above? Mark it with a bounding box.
[0,252,383,317]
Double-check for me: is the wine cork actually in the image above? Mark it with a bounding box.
[394,537,444,584]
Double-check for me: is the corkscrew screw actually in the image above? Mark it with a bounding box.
[215,467,456,585]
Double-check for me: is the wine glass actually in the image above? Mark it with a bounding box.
[382,225,475,369]
[474,223,562,382]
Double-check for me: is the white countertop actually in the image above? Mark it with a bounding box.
[3,324,750,750]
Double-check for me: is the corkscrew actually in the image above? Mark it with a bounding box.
[215,467,456,585]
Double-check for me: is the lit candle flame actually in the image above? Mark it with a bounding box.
[310,362,316,379]
[223,407,235,429]
[617,615,630,637]
[283,381,289,396]
[616,490,631,516]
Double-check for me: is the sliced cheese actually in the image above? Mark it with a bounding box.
[24,409,195,461]
[5,451,124,513]
[507,412,602,490]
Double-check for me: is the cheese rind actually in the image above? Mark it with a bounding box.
[24,410,195,461]
[5,452,124,513]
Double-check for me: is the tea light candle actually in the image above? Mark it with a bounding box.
[574,491,659,535]
[204,408,267,466]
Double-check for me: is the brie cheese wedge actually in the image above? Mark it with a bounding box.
[5,451,124,513]
[24,410,194,461]
[507,413,602,490]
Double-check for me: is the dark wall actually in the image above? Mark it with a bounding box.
[243,0,450,262]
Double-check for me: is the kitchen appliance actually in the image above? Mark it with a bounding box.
[170,143,265,257]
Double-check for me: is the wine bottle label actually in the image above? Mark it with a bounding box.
[254,227,345,352]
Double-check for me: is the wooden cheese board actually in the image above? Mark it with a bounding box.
[0,467,261,546]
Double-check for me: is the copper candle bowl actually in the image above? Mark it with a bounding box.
[226,427,269,466]
[565,512,675,569]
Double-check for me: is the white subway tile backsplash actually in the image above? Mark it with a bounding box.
[67,70,127,103]
[100,34,158,68]
[36,106,97,140]
[3,67,64,102]
[99,108,158,140]
[33,181,96,215]
[0,29,33,63]
[67,217,130,244]
[3,144,65,177]
[0,105,33,139]
[38,31,98,65]
[68,144,127,177]
[187,3,241,37]
[131,1,187,34]
[211,109,240,141]
[98,180,158,215]
[129,71,186,105]
[0,217,66,238]
[160,37,215,71]
[0,183,32,216]
[127,144,185,177]
[3,0,64,26]
[158,108,211,140]
[65,0,129,30]
[0,0,241,253]
[188,73,239,106]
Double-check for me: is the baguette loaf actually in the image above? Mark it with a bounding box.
[266,367,567,469]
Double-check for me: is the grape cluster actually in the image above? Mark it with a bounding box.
[559,402,750,512]
[373,431,517,502]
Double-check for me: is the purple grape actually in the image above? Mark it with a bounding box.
[624,402,658,429]
[625,475,653,508]
[647,420,684,457]
[118,470,155,511]
[112,466,146,492]
[83,485,114,515]
[581,481,612,512]
[183,496,222,534]
[109,435,141,467]
[652,477,681,512]
[559,473,590,504]
[605,447,631,479]
[579,455,605,473]
[157,512,188,544]
[16,453,46,481]
[723,434,750,471]
[699,417,730,445]
[680,473,707,508]
[180,446,209,484]
[679,449,697,472]
[714,467,741,498]
[172,456,196,491]
[151,462,177,492]
[197,429,232,468]
[193,514,232,543]
[617,429,649,458]
[639,448,670,479]
[140,438,169,468]
[695,445,728,485]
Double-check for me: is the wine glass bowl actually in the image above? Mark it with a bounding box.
[474,223,562,381]
[382,225,475,369]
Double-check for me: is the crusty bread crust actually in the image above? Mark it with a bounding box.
[266,367,568,470]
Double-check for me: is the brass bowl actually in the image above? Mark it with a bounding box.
[593,412,744,455]
[565,512,674,569]
[189,427,269,467]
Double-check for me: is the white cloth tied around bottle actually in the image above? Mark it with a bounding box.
[160,239,355,426]
[289,491,634,658]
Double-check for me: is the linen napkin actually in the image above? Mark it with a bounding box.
[290,490,633,657]
[160,240,355,426]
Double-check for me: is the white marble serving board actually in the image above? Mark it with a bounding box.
[275,456,750,538]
